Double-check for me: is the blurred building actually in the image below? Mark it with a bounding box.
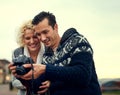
[0,59,10,84]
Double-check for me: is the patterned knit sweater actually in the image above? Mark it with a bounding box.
[42,28,102,95]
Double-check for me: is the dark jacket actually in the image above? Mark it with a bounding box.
[43,28,102,95]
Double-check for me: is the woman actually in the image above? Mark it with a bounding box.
[12,20,50,95]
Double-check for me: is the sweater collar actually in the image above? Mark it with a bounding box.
[44,28,79,55]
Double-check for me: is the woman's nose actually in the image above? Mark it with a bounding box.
[30,38,34,43]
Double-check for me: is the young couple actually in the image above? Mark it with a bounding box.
[9,11,101,95]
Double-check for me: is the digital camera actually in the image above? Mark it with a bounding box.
[12,55,46,94]
[12,55,34,75]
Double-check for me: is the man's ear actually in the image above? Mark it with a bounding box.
[54,24,58,32]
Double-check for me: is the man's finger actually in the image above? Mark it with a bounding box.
[21,70,33,80]
[23,64,33,68]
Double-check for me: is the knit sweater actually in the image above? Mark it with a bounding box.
[43,28,102,95]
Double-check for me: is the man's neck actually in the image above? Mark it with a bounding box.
[52,36,61,51]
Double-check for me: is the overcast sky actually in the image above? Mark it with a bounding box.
[0,0,120,79]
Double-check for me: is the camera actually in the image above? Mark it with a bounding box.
[13,55,46,94]
[12,55,34,75]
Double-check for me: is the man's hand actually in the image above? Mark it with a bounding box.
[20,64,46,80]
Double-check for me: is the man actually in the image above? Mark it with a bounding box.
[9,11,101,95]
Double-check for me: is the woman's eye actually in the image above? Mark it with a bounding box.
[25,37,30,40]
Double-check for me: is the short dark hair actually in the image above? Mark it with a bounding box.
[32,11,56,28]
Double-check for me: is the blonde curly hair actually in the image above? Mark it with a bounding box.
[16,20,34,47]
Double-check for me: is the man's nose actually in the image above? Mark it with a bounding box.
[40,34,46,41]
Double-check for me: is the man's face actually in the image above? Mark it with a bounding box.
[34,18,59,49]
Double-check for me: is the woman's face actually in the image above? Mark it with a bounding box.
[23,29,40,52]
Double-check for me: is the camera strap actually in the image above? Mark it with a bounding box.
[25,63,35,95]
[31,63,34,95]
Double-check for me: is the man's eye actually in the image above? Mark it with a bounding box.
[43,30,48,34]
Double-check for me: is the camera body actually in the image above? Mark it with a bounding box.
[13,54,46,94]
[12,55,34,75]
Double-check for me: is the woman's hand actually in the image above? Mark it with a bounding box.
[8,63,17,76]
[37,80,50,94]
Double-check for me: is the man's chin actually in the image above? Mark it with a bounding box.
[44,43,50,47]
[45,44,50,47]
